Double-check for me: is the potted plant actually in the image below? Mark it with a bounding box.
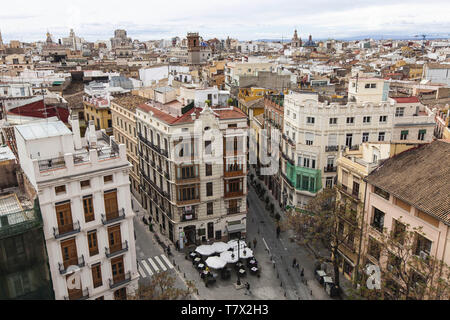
[205,99,211,107]
[227,98,233,106]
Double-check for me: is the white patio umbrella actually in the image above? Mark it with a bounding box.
[227,239,247,251]
[220,250,239,264]
[205,256,227,269]
[239,247,254,259]
[195,245,215,256]
[211,241,230,253]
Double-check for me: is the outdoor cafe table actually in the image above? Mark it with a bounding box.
[238,268,246,276]
[248,259,257,266]
[197,263,205,270]
[201,270,210,279]
[193,257,201,264]
[189,252,198,259]
[250,267,259,275]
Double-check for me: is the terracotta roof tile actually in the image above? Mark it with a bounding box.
[366,140,450,225]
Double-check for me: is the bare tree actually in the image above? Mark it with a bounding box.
[353,220,450,300]
[128,271,197,300]
[283,187,355,287]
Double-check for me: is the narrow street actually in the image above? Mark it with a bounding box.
[246,182,331,300]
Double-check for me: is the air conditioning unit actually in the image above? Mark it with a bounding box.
[419,251,429,260]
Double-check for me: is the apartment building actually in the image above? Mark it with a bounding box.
[261,94,284,204]
[136,90,248,248]
[362,140,450,299]
[15,118,138,300]
[334,141,425,281]
[83,94,113,135]
[280,78,435,209]
[110,94,149,201]
[0,146,53,299]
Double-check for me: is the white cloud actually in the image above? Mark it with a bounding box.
[0,0,449,41]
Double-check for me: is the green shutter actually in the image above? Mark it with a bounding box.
[419,129,426,134]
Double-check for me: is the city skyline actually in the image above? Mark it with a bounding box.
[1,0,450,42]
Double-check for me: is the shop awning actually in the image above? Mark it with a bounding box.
[226,223,246,233]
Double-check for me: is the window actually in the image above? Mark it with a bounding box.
[392,219,406,245]
[415,234,432,257]
[326,177,333,188]
[207,202,213,215]
[80,180,90,189]
[83,196,94,222]
[306,117,315,124]
[379,115,387,123]
[205,163,212,176]
[293,113,296,119]
[368,237,381,261]
[372,207,385,232]
[305,132,314,145]
[362,132,369,143]
[87,231,99,256]
[374,186,390,200]
[204,140,212,155]
[328,134,337,146]
[91,263,102,288]
[329,118,337,125]
[352,180,360,197]
[418,129,426,141]
[345,134,353,147]
[104,175,113,183]
[378,132,385,142]
[395,107,405,117]
[55,185,66,195]
[400,130,408,140]
[371,83,376,88]
[363,116,371,123]
[206,182,213,197]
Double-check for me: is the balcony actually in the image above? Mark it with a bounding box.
[325,145,339,152]
[101,209,126,225]
[38,156,66,172]
[64,288,89,300]
[181,212,197,222]
[175,175,200,184]
[109,271,131,289]
[227,207,241,215]
[337,184,360,200]
[324,166,337,173]
[53,221,81,239]
[224,190,244,199]
[224,169,246,178]
[58,255,85,275]
[105,240,129,258]
[176,197,200,206]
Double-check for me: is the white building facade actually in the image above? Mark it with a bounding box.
[15,118,139,300]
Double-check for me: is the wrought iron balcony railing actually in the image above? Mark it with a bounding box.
[105,240,129,258]
[101,209,126,225]
[53,221,81,239]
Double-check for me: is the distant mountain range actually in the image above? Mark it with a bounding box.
[257,34,450,42]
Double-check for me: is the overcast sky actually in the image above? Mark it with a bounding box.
[1,0,449,42]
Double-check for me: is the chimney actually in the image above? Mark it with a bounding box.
[86,120,98,147]
[70,114,82,149]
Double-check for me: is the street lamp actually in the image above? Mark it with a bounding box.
[236,235,245,286]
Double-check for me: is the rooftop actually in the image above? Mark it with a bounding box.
[0,145,16,162]
[391,96,420,103]
[15,120,72,141]
[366,140,450,225]
[111,94,149,111]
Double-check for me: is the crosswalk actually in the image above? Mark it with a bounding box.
[138,254,174,279]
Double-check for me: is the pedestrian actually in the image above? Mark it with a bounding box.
[244,282,251,295]
[175,240,179,251]
[301,268,304,278]
[276,226,281,238]
[295,263,299,270]
[253,238,257,249]
[292,258,297,268]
